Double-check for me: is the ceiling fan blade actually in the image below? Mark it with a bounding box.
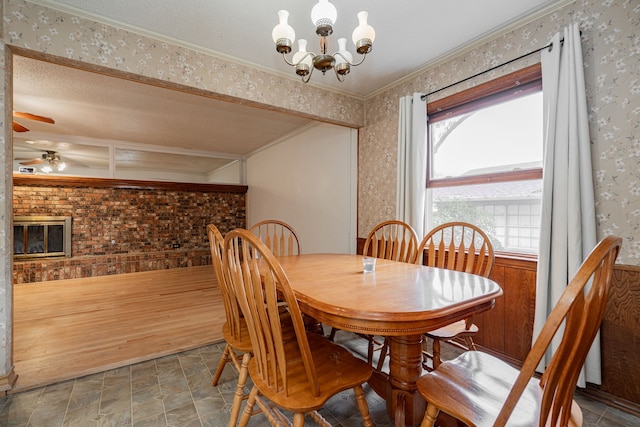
[19,159,45,165]
[12,121,29,132]
[13,112,55,124]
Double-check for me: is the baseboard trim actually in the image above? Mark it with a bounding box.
[0,366,18,394]
[580,384,640,418]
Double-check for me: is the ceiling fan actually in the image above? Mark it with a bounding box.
[17,150,66,172]
[12,111,55,133]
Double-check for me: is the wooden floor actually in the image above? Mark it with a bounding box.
[11,265,224,393]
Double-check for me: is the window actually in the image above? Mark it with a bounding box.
[427,64,542,255]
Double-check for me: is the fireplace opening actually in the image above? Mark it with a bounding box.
[13,216,72,259]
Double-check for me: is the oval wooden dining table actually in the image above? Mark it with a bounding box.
[276,253,503,427]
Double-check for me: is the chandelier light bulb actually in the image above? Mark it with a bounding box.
[292,39,313,76]
[310,0,337,36]
[272,10,295,54]
[334,38,353,75]
[352,11,375,54]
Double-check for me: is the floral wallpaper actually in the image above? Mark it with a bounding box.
[0,0,638,383]
[359,0,640,265]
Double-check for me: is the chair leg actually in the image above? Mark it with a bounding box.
[309,410,331,426]
[237,385,258,427]
[432,339,442,369]
[353,384,373,427]
[229,352,251,427]
[328,327,337,341]
[420,404,440,427]
[367,337,375,365]
[464,335,477,351]
[376,338,389,372]
[253,394,288,426]
[293,412,306,427]
[212,343,235,386]
[303,314,324,335]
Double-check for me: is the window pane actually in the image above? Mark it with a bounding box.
[430,180,542,254]
[430,92,542,179]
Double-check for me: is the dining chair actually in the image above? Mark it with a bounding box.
[362,219,420,263]
[206,224,255,426]
[249,219,324,336]
[223,228,374,427]
[329,220,419,370]
[417,235,621,427]
[415,221,494,371]
[249,219,301,256]
[207,224,295,426]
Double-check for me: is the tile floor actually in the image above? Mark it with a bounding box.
[1,332,639,426]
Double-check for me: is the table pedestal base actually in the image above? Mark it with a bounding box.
[368,334,425,427]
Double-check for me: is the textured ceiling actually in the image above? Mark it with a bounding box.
[13,0,567,177]
[38,0,564,97]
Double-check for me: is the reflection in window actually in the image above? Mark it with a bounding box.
[427,71,543,255]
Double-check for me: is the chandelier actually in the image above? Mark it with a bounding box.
[271,0,375,83]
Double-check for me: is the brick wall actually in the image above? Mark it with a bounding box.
[12,177,247,283]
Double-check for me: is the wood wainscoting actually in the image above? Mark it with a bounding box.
[596,264,640,414]
[475,255,537,364]
[358,237,640,415]
[463,257,640,416]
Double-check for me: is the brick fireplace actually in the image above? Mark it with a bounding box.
[13,215,72,259]
[12,175,247,283]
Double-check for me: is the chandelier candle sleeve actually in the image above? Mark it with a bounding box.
[273,0,374,83]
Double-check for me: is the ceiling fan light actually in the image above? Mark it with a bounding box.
[272,10,295,54]
[352,11,375,54]
[57,162,66,171]
[311,0,336,36]
[41,165,52,173]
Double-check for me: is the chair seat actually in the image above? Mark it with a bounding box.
[222,320,253,353]
[417,351,583,427]
[248,333,373,413]
[425,320,478,340]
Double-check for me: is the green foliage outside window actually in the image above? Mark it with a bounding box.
[432,199,504,251]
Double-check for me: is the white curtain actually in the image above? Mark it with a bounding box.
[534,24,598,387]
[397,93,427,237]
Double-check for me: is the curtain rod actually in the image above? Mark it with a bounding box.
[421,40,557,101]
